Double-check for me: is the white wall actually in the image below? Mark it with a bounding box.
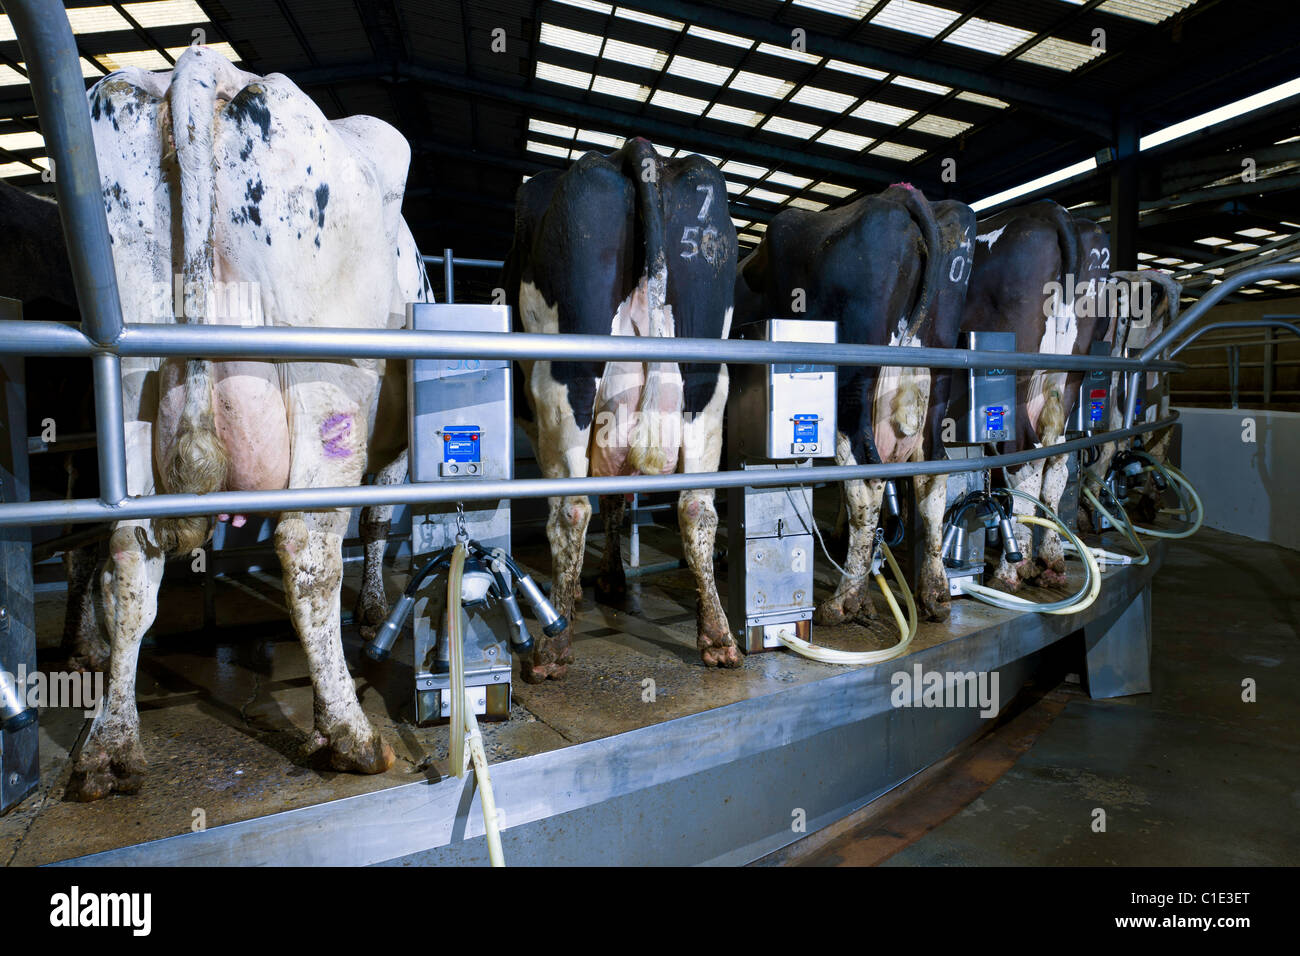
[1175,406,1300,551]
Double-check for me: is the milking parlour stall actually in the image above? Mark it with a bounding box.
[0,0,1295,924]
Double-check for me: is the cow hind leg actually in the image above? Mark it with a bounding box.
[66,522,165,801]
[678,369,738,667]
[353,450,407,640]
[815,435,883,626]
[595,494,629,609]
[61,540,109,672]
[276,510,393,774]
[912,468,950,623]
[527,494,591,682]
[1034,451,1070,588]
[992,460,1044,592]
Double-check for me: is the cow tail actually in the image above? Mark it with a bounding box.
[892,184,943,346]
[1050,203,1081,307]
[154,50,232,556]
[625,138,673,476]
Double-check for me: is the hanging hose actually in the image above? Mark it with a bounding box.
[446,542,505,867]
[1082,480,1150,566]
[776,540,918,666]
[956,487,1099,615]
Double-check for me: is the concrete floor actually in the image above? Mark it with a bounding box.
[793,527,1300,866]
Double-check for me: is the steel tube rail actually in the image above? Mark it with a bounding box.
[420,256,504,269]
[0,321,1187,373]
[1167,320,1300,360]
[7,0,133,504]
[1139,263,1300,363]
[0,414,1176,528]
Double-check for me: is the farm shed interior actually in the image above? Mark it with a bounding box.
[0,0,1297,866]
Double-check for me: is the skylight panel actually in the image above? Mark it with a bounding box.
[553,0,613,13]
[66,6,132,34]
[0,16,13,43]
[767,171,814,189]
[870,0,961,39]
[527,140,570,159]
[591,75,650,100]
[1194,237,1230,246]
[870,141,927,161]
[763,116,822,139]
[577,129,624,148]
[1236,227,1277,238]
[722,161,770,179]
[122,1,206,28]
[666,55,732,86]
[97,49,172,71]
[708,103,763,126]
[732,218,751,229]
[790,85,857,113]
[1098,0,1196,24]
[910,114,973,137]
[603,38,667,71]
[530,119,576,139]
[757,42,822,65]
[746,187,789,204]
[1137,253,1157,260]
[540,24,604,57]
[789,197,830,211]
[752,223,768,233]
[791,0,878,17]
[852,100,915,125]
[0,131,43,151]
[0,162,35,178]
[730,71,794,99]
[826,60,888,80]
[956,91,1009,109]
[1017,37,1104,71]
[944,18,1035,56]
[726,180,746,195]
[812,181,855,197]
[614,7,684,31]
[1225,242,1259,251]
[0,65,27,87]
[650,89,710,113]
[536,62,592,90]
[687,25,754,49]
[818,129,873,151]
[893,76,951,95]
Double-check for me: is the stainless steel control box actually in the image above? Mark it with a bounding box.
[407,303,513,725]
[1071,339,1113,433]
[730,319,837,460]
[955,330,1016,444]
[727,319,835,654]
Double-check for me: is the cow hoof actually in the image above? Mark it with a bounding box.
[322,728,394,775]
[522,661,569,683]
[1034,566,1069,589]
[594,575,630,611]
[352,594,389,643]
[920,590,950,623]
[1136,495,1159,523]
[66,738,146,801]
[700,643,742,668]
[991,568,1023,593]
[815,593,860,626]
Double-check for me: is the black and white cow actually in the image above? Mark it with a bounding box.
[960,201,1112,589]
[734,184,976,623]
[0,179,108,671]
[503,138,739,679]
[68,48,428,800]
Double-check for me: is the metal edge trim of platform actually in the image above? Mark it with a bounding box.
[55,544,1165,867]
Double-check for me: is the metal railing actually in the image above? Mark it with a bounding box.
[420,252,503,304]
[0,0,1294,533]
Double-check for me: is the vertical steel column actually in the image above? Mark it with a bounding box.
[443,248,455,305]
[1109,111,1140,275]
[1262,329,1274,405]
[7,0,129,505]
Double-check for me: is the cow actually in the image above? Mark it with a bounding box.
[0,178,108,671]
[959,201,1112,590]
[503,139,739,680]
[1080,268,1182,527]
[66,47,429,800]
[734,184,976,624]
